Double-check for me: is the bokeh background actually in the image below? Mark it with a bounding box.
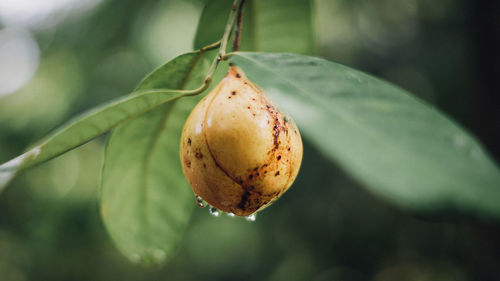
[0,0,499,280]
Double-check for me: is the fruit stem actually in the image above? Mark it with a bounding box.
[218,0,243,58]
[185,0,244,97]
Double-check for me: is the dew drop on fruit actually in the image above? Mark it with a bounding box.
[245,213,257,222]
[209,206,220,217]
[195,195,207,208]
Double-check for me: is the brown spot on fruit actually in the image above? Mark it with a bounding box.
[237,191,250,209]
[195,151,203,159]
[273,124,281,149]
[188,138,191,145]
[275,171,280,176]
[277,155,282,160]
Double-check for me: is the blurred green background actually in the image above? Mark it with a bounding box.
[1,0,499,280]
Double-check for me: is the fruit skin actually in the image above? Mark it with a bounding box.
[180,66,303,216]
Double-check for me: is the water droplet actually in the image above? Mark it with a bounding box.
[195,195,207,208]
[130,253,141,264]
[209,206,220,217]
[226,212,235,217]
[245,213,256,222]
[152,249,166,263]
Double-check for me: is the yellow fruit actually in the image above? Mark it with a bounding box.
[180,66,303,216]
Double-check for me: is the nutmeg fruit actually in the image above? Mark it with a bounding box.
[180,66,303,216]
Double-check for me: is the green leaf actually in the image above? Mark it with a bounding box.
[100,100,201,266]
[230,52,500,218]
[0,50,211,193]
[100,49,213,265]
[194,0,315,54]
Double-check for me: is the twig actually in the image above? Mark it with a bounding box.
[188,0,243,96]
[232,0,246,51]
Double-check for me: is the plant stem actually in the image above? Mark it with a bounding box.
[218,0,242,58]
[232,0,246,51]
[185,0,243,97]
